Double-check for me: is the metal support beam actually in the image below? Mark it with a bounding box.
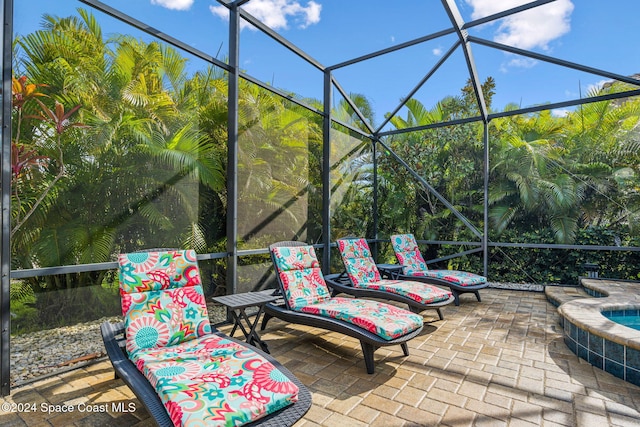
[441,0,488,121]
[1,0,12,397]
[322,70,332,272]
[470,36,640,89]
[226,4,240,296]
[379,115,483,137]
[375,41,461,134]
[372,139,378,256]
[377,88,640,137]
[462,0,557,30]
[328,28,456,71]
[488,89,640,120]
[236,8,324,72]
[240,72,323,115]
[331,76,375,135]
[377,139,483,240]
[81,0,230,72]
[482,122,489,277]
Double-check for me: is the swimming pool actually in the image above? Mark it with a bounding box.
[604,309,640,331]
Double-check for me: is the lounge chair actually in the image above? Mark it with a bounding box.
[329,237,455,320]
[102,249,311,427]
[390,233,488,306]
[261,241,424,374]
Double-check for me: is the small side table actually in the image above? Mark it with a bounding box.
[212,290,280,353]
[377,263,404,279]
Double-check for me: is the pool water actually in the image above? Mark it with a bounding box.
[603,310,640,331]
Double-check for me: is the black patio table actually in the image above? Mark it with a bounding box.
[212,290,280,353]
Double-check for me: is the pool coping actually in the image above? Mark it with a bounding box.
[557,279,640,350]
[555,278,640,387]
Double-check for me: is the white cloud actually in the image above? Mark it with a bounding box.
[433,47,443,56]
[506,56,537,68]
[498,55,537,73]
[466,0,574,50]
[211,0,321,31]
[552,108,570,117]
[150,0,193,11]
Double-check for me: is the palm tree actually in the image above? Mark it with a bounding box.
[381,92,486,242]
[489,86,640,244]
[236,81,322,248]
[563,85,640,230]
[489,112,559,217]
[12,9,227,323]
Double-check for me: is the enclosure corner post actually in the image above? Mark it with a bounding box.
[322,70,332,272]
[1,0,14,397]
[483,120,490,278]
[226,2,240,297]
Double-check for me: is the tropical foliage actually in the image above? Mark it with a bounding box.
[11,9,326,329]
[374,80,640,281]
[10,8,640,332]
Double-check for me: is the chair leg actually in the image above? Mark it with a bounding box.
[260,313,273,331]
[360,341,375,374]
[452,290,461,306]
[410,304,444,321]
[400,342,409,357]
[475,291,482,302]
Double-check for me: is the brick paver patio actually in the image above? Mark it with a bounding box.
[1,288,639,426]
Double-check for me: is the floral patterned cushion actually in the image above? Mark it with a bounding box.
[119,250,211,356]
[119,249,299,426]
[355,279,452,304]
[390,234,429,274]
[132,334,299,427]
[299,297,423,340]
[408,270,487,286]
[119,250,202,294]
[337,238,382,285]
[391,234,487,286]
[271,244,422,339]
[271,245,332,310]
[338,237,454,300]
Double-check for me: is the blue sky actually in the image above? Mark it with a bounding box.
[15,1,640,127]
